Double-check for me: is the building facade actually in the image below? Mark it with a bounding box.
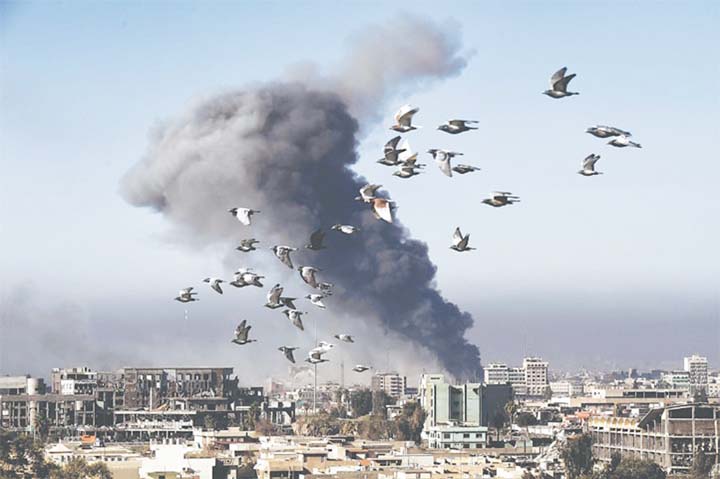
[684,355,709,396]
[523,357,549,397]
[588,403,720,475]
[371,372,407,398]
[426,424,488,449]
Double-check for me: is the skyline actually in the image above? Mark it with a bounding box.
[1,1,718,380]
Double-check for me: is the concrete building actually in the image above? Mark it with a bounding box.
[523,357,549,397]
[662,370,690,391]
[371,372,407,398]
[684,355,709,396]
[419,375,512,428]
[122,367,235,409]
[588,403,720,475]
[426,424,488,449]
[51,367,98,395]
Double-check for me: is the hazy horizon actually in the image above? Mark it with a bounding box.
[1,1,718,383]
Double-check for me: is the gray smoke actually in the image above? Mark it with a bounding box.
[120,17,481,378]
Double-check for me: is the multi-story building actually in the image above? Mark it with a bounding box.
[371,372,407,398]
[419,375,512,428]
[51,367,98,396]
[122,367,235,409]
[588,403,720,475]
[523,357,549,397]
[483,359,548,397]
[684,355,709,396]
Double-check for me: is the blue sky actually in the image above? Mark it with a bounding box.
[1,1,718,380]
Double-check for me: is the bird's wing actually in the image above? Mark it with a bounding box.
[458,234,470,250]
[396,106,419,126]
[553,73,576,92]
[238,210,251,225]
[280,250,293,269]
[268,285,282,303]
[384,136,402,152]
[309,229,324,247]
[437,158,453,177]
[610,127,631,137]
[452,227,463,245]
[550,67,567,88]
[372,199,393,224]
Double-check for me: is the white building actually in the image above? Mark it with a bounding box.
[684,355,709,395]
[483,363,527,395]
[663,370,690,391]
[426,424,488,449]
[523,357,549,397]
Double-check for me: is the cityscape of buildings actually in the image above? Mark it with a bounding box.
[1,354,718,478]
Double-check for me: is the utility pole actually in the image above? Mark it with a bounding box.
[313,316,318,415]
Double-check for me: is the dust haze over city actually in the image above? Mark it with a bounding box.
[1,1,718,384]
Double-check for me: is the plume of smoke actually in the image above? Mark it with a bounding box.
[121,17,481,378]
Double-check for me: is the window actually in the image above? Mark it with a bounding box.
[463,433,470,438]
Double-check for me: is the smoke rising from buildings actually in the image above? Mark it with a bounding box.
[120,17,481,378]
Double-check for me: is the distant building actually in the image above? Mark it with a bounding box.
[662,370,690,391]
[523,357,549,397]
[51,367,97,396]
[426,424,488,449]
[684,355,709,396]
[588,403,720,475]
[419,374,512,428]
[122,367,235,409]
[483,358,549,397]
[371,372,407,398]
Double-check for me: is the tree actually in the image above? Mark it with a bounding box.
[504,401,519,426]
[50,457,112,479]
[350,389,373,417]
[516,412,538,427]
[560,433,594,479]
[255,418,278,436]
[610,457,665,479]
[489,409,508,442]
[394,402,426,443]
[690,450,713,479]
[372,390,393,416]
[33,414,51,443]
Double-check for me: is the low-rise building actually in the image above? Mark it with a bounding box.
[426,424,488,449]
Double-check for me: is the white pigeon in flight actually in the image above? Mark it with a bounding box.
[174,287,198,303]
[543,67,579,98]
[578,154,603,176]
[265,284,297,310]
[298,266,321,289]
[377,137,405,166]
[608,135,642,148]
[370,198,394,224]
[283,309,306,331]
[393,165,423,179]
[236,238,260,252]
[272,245,297,269]
[203,277,224,295]
[356,184,383,203]
[231,268,264,288]
[452,164,481,175]
[334,334,354,343]
[228,207,260,226]
[437,119,479,134]
[306,350,329,365]
[390,104,420,133]
[305,293,327,309]
[586,125,632,138]
[482,191,520,208]
[331,224,359,235]
[428,149,463,177]
[352,365,370,373]
[450,227,474,252]
[311,341,334,354]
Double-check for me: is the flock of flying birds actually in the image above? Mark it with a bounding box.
[172,66,642,373]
